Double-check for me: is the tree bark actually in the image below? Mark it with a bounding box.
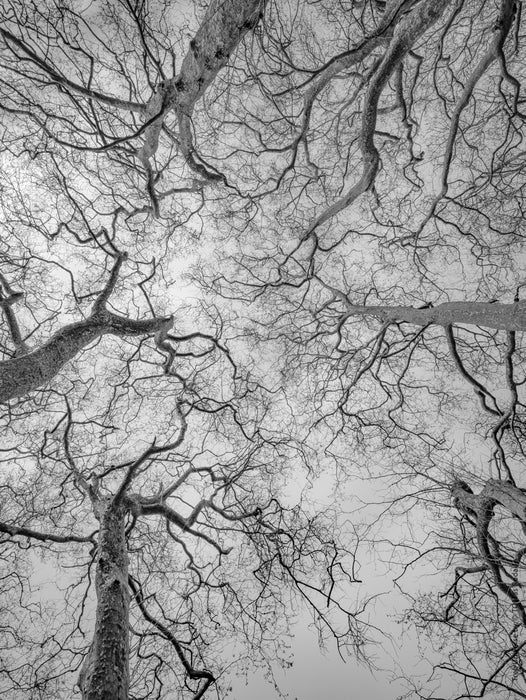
[0,310,172,403]
[344,300,526,332]
[140,0,266,179]
[452,479,526,625]
[452,479,526,522]
[79,499,130,700]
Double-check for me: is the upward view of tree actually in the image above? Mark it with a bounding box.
[1,0,526,698]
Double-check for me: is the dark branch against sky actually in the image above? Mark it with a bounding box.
[1,1,526,698]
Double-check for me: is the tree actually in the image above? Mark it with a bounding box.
[2,0,526,698]
[193,0,526,695]
[1,386,361,699]
[0,1,365,698]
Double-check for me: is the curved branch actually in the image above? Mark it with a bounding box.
[128,576,215,700]
[306,0,450,235]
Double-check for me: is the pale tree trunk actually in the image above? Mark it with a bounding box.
[140,0,267,181]
[343,300,526,332]
[79,499,130,700]
[2,1,268,214]
[452,479,526,625]
[307,0,450,234]
[174,0,266,168]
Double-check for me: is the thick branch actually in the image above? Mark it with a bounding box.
[306,0,450,234]
[454,480,526,523]
[343,300,526,332]
[452,479,526,626]
[0,276,28,356]
[149,0,267,180]
[0,520,94,544]
[426,0,517,215]
[0,310,172,403]
[0,253,173,402]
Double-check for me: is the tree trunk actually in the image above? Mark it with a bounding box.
[163,0,267,176]
[78,500,130,700]
[452,478,526,625]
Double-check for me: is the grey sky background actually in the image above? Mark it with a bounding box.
[243,616,408,700]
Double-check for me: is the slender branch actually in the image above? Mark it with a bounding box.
[114,403,187,504]
[0,520,95,543]
[0,27,145,112]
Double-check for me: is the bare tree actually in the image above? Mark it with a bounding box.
[0,379,363,698]
[192,1,526,695]
[2,0,526,698]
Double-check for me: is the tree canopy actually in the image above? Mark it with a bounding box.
[1,0,526,698]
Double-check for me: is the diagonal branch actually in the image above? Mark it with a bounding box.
[0,27,145,113]
[306,0,450,236]
[0,254,173,403]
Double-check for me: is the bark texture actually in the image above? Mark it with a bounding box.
[79,500,130,700]
[140,0,266,180]
[0,310,172,403]
[452,479,526,522]
[344,300,526,332]
[173,0,266,169]
[452,479,526,625]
